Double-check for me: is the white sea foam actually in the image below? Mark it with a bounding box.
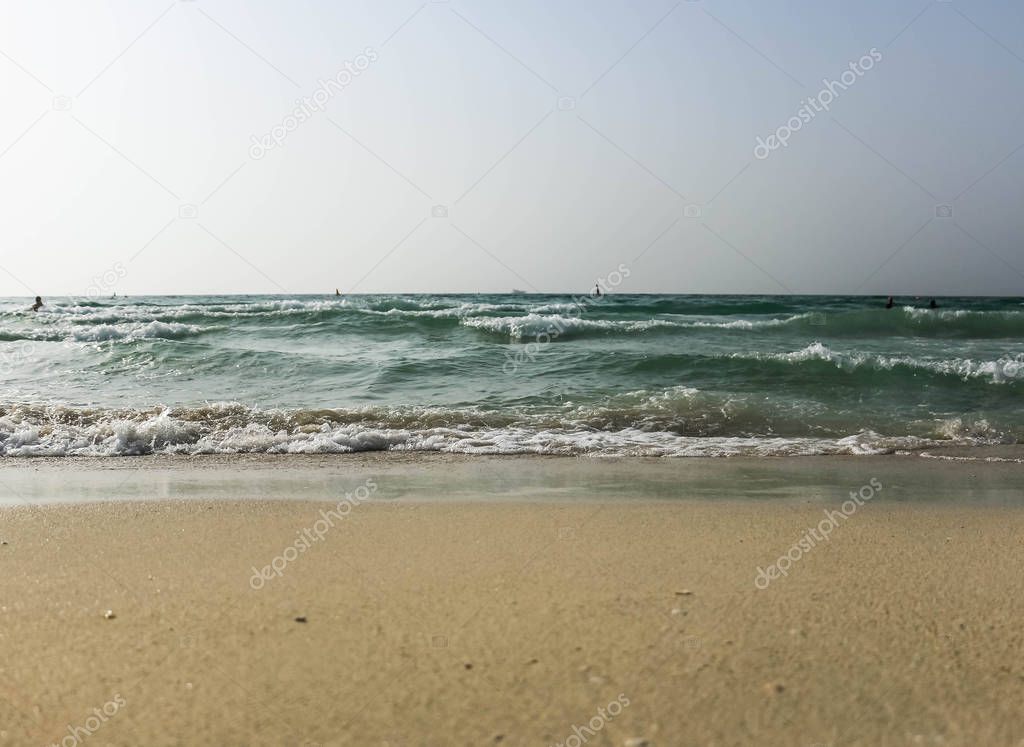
[0,403,981,458]
[460,314,681,339]
[742,343,1024,383]
[919,451,1024,463]
[69,321,204,342]
[666,313,813,330]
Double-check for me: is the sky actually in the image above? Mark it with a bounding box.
[1,0,1023,296]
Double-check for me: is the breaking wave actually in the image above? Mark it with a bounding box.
[0,397,1015,458]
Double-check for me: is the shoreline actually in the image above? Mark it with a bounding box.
[4,441,1023,465]
[2,447,1024,507]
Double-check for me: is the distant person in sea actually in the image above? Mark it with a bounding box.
[929,298,938,309]
[594,284,602,298]
[335,288,340,296]
[885,296,894,309]
[30,296,43,312]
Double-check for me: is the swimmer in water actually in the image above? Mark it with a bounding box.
[30,296,43,312]
[885,296,894,309]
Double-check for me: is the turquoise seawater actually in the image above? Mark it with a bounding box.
[0,294,1021,456]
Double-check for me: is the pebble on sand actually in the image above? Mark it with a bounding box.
[624,739,651,747]
[294,616,307,623]
[104,610,116,620]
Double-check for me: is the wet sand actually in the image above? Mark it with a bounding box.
[1,454,1023,746]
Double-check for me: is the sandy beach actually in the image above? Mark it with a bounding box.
[2,454,1023,746]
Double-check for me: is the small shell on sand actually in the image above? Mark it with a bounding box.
[104,610,116,620]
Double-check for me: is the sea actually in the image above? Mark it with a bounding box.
[0,294,1020,457]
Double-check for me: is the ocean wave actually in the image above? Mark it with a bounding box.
[68,321,205,342]
[461,314,681,340]
[0,321,206,343]
[743,343,1024,384]
[0,401,1010,458]
[9,299,1024,342]
[781,307,1024,338]
[2,298,525,330]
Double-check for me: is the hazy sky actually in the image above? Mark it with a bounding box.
[1,0,1023,296]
